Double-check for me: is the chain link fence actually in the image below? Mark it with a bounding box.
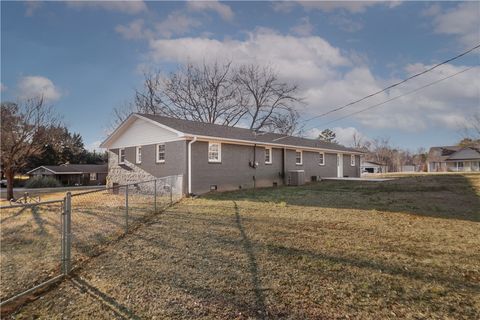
[0,175,183,307]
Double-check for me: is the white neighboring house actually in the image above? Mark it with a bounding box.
[427,146,480,172]
[360,160,388,174]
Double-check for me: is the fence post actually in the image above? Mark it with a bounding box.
[62,192,72,275]
[170,177,173,206]
[154,179,157,213]
[125,185,129,233]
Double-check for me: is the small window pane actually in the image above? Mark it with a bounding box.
[208,143,221,162]
[136,146,142,163]
[119,149,125,163]
[296,151,302,165]
[265,148,271,163]
[319,153,325,165]
[89,173,97,181]
[351,155,355,166]
[157,144,165,162]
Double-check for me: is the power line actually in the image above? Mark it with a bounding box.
[308,66,475,128]
[302,43,480,123]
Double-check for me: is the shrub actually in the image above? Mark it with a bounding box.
[25,176,62,188]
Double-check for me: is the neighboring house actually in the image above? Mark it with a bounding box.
[361,160,388,174]
[100,113,363,195]
[27,164,108,186]
[427,146,480,172]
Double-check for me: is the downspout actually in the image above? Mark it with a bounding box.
[188,136,197,195]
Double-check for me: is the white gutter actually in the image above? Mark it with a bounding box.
[187,136,198,195]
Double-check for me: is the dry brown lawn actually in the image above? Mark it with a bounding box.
[4,173,480,319]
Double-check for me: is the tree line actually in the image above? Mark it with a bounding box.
[1,97,106,200]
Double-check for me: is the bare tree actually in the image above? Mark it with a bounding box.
[351,131,370,150]
[262,108,302,135]
[0,97,60,200]
[235,64,302,131]
[133,61,247,126]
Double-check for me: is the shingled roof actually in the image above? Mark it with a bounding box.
[27,164,108,175]
[428,146,480,162]
[138,113,362,153]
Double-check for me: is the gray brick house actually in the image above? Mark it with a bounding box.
[100,113,363,195]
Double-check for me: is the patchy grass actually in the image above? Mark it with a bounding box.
[7,173,480,319]
[0,186,172,303]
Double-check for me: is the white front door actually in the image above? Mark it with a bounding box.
[337,154,343,178]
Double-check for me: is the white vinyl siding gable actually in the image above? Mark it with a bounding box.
[156,144,165,163]
[208,142,221,163]
[108,117,180,149]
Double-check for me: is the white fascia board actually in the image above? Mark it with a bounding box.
[188,135,364,155]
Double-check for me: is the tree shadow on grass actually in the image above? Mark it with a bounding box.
[70,276,141,320]
[233,201,267,317]
[206,174,480,222]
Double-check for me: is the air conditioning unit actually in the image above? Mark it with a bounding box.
[287,170,305,186]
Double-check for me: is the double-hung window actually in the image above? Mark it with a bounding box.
[351,154,356,166]
[208,142,221,163]
[136,146,142,164]
[156,144,165,163]
[265,147,272,164]
[119,148,125,164]
[319,152,325,166]
[295,150,303,165]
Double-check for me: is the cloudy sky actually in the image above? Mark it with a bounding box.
[1,1,479,150]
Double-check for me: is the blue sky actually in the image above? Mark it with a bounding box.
[1,1,479,151]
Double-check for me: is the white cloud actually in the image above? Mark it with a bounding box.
[274,1,402,14]
[115,19,152,40]
[116,12,201,40]
[187,0,234,21]
[304,126,368,147]
[148,29,350,85]
[155,12,201,38]
[24,1,43,17]
[329,14,363,32]
[66,0,147,15]
[142,29,478,134]
[17,76,61,102]
[0,83,6,92]
[425,2,480,47]
[290,17,314,36]
[87,140,103,152]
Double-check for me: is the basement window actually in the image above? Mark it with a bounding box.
[208,142,221,163]
[351,155,356,166]
[295,150,303,165]
[319,152,325,166]
[119,148,125,164]
[265,147,272,164]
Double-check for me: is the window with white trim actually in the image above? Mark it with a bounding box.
[156,144,165,163]
[119,148,125,164]
[208,142,221,162]
[295,150,303,165]
[351,154,355,166]
[265,147,272,164]
[136,146,142,164]
[89,173,97,181]
[319,152,325,166]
